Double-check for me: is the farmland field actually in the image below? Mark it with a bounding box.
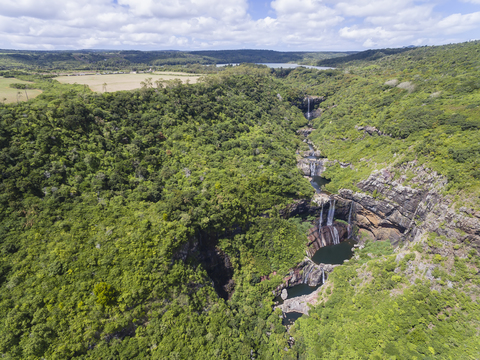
[55,72,202,92]
[0,77,43,103]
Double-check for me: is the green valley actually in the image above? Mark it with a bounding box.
[1,42,479,359]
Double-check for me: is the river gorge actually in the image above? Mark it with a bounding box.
[273,95,480,327]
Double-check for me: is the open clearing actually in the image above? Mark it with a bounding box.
[55,72,202,92]
[0,77,43,104]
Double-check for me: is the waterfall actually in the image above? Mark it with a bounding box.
[327,200,336,226]
[347,201,353,239]
[310,161,316,176]
[318,204,323,237]
[327,226,334,245]
[303,265,314,284]
[348,201,353,225]
[322,269,325,284]
[332,226,340,245]
[307,97,310,119]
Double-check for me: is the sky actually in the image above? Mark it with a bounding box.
[0,0,479,51]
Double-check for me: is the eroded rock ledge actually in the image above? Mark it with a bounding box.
[275,258,336,292]
[339,162,480,249]
[277,287,323,316]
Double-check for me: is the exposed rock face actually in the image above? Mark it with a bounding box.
[275,258,336,292]
[355,125,389,137]
[278,287,322,315]
[275,260,336,316]
[301,150,322,158]
[174,232,234,299]
[306,221,350,257]
[297,127,313,137]
[297,158,326,177]
[338,162,480,249]
[299,96,325,115]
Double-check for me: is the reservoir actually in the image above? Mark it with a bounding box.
[216,63,334,70]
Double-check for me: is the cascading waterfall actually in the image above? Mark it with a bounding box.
[327,226,334,245]
[322,269,325,284]
[332,226,340,245]
[348,202,353,225]
[310,161,316,176]
[318,204,323,237]
[347,201,353,239]
[327,200,336,226]
[303,265,314,284]
[307,97,311,119]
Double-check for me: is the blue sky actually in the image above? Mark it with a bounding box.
[0,0,479,50]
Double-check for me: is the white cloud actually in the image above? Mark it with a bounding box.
[0,0,479,50]
[334,0,480,48]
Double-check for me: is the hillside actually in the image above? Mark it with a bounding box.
[284,41,480,358]
[1,42,480,359]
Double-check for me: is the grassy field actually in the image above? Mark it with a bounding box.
[55,72,202,92]
[0,77,43,104]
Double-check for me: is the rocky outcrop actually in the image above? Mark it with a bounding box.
[338,162,480,249]
[299,96,325,115]
[297,158,326,177]
[306,222,350,257]
[301,150,322,158]
[355,125,389,137]
[275,258,336,292]
[274,261,336,316]
[174,232,234,299]
[297,127,313,137]
[422,202,480,249]
[278,287,322,315]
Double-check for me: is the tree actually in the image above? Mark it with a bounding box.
[102,82,107,92]
[141,77,153,88]
[155,79,165,88]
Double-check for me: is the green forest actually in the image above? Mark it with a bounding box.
[0,49,350,72]
[1,41,480,359]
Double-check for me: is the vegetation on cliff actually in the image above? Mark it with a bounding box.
[0,68,315,358]
[284,40,480,359]
[1,41,480,359]
[285,41,480,203]
[293,238,480,359]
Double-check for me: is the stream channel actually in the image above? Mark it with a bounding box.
[278,136,355,325]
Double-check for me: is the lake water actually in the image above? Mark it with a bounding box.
[275,283,319,304]
[283,312,304,326]
[216,63,333,70]
[311,175,330,193]
[311,238,355,265]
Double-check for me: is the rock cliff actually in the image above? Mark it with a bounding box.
[278,287,323,315]
[297,158,326,177]
[275,258,336,292]
[306,221,350,257]
[338,161,480,249]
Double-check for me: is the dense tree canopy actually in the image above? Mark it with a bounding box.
[1,41,480,359]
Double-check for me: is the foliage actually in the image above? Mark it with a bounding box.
[0,49,351,72]
[0,68,313,358]
[1,40,480,359]
[293,239,480,359]
[282,41,480,196]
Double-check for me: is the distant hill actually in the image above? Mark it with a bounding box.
[317,47,414,67]
[0,49,355,71]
